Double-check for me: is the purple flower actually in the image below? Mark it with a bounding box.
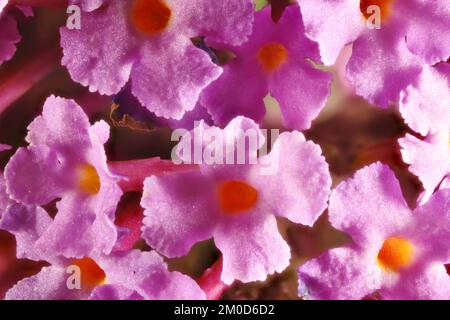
[4,249,205,300]
[398,63,450,204]
[298,0,450,107]
[141,117,331,284]
[4,96,123,259]
[0,2,32,65]
[298,163,450,300]
[2,154,203,300]
[200,5,332,130]
[60,0,254,119]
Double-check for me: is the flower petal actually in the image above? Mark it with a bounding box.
[5,266,83,300]
[399,132,450,204]
[60,1,136,95]
[0,173,12,216]
[90,120,110,146]
[297,0,365,65]
[26,96,92,154]
[328,163,412,246]
[5,146,67,205]
[270,59,332,130]
[254,132,331,226]
[381,262,450,300]
[0,0,7,13]
[346,25,422,108]
[186,0,254,46]
[89,284,143,300]
[401,0,450,65]
[298,247,383,300]
[214,213,291,284]
[98,250,205,300]
[408,189,450,260]
[0,15,20,65]
[35,193,117,259]
[0,203,52,261]
[69,0,104,12]
[175,117,265,173]
[141,171,217,258]
[200,58,267,127]
[399,64,450,136]
[130,36,221,119]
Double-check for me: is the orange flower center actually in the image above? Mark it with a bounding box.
[257,42,288,73]
[360,0,394,21]
[218,180,258,214]
[72,257,106,289]
[131,0,172,35]
[377,237,414,272]
[78,164,101,195]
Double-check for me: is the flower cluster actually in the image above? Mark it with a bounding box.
[0,0,449,300]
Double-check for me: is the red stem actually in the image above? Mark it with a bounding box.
[0,46,60,114]
[197,257,231,300]
[108,158,198,192]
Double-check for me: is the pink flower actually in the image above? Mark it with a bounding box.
[298,163,450,300]
[298,0,450,107]
[200,5,332,130]
[141,117,331,284]
[60,0,254,119]
[5,96,123,259]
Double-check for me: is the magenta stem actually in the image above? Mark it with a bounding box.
[108,158,198,193]
[197,257,231,300]
[0,46,60,115]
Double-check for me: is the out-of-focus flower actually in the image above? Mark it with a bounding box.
[298,0,450,107]
[200,5,332,130]
[298,163,450,300]
[60,0,254,119]
[141,117,331,284]
[398,63,450,203]
[0,2,32,65]
[4,96,123,259]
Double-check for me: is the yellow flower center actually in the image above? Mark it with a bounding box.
[72,257,106,289]
[131,0,172,35]
[218,180,258,214]
[78,164,101,195]
[257,42,288,73]
[377,237,414,272]
[360,0,394,21]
